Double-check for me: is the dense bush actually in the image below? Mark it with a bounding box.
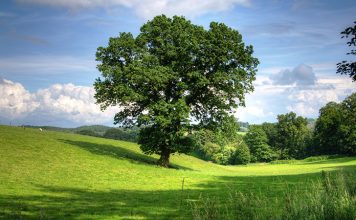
[212,145,236,165]
[231,142,250,165]
[252,143,277,162]
[244,126,277,162]
[103,128,139,142]
[275,112,311,159]
[196,142,221,161]
[76,129,100,137]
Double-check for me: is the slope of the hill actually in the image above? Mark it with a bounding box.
[0,125,355,219]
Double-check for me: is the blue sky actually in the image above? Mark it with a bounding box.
[0,0,355,127]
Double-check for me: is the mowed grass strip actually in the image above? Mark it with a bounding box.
[0,125,355,219]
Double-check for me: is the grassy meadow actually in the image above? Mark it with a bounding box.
[0,125,355,219]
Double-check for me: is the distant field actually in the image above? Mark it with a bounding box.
[0,125,355,219]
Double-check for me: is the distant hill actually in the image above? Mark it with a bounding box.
[24,124,138,142]
[25,124,111,134]
[71,125,112,136]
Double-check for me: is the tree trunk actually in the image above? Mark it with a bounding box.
[157,148,170,167]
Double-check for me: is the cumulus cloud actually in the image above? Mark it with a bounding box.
[35,83,117,124]
[0,78,39,119]
[270,64,316,86]
[0,79,117,126]
[16,0,251,19]
[286,76,354,116]
[236,66,355,123]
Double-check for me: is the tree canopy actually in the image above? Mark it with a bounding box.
[314,93,356,155]
[275,112,310,159]
[94,15,259,167]
[244,125,276,162]
[337,21,356,81]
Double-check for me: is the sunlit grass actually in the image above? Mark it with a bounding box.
[0,125,355,219]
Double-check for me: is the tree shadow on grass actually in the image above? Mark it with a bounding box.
[0,185,192,219]
[59,139,193,171]
[1,166,355,219]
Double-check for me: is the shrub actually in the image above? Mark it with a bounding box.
[103,128,138,142]
[254,143,278,162]
[244,125,277,162]
[195,142,221,161]
[76,129,99,137]
[232,142,250,165]
[212,146,235,165]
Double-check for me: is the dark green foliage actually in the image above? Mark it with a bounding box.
[231,142,250,165]
[260,122,278,148]
[103,128,139,142]
[94,15,258,166]
[244,125,276,162]
[217,116,241,145]
[191,118,244,165]
[212,145,236,165]
[244,125,268,147]
[337,21,356,81]
[275,112,310,159]
[314,93,356,155]
[340,93,356,154]
[73,125,111,136]
[313,102,343,155]
[195,142,221,162]
[76,129,99,137]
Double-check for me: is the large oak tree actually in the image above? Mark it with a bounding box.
[94,15,259,167]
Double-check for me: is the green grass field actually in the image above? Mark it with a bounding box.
[0,125,355,219]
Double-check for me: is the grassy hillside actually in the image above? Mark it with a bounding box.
[0,125,355,219]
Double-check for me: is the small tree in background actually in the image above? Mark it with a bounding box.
[94,15,259,167]
[275,112,310,159]
[313,102,343,155]
[337,21,356,81]
[244,125,276,162]
[261,122,278,149]
[232,142,251,165]
[314,93,356,155]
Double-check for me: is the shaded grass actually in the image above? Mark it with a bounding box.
[0,125,355,219]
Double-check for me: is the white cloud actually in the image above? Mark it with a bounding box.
[17,0,251,19]
[0,79,117,126]
[235,67,355,123]
[286,76,354,117]
[287,103,315,116]
[0,78,39,119]
[35,83,117,124]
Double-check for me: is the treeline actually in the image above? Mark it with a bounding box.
[76,127,139,142]
[191,92,355,165]
[24,125,139,142]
